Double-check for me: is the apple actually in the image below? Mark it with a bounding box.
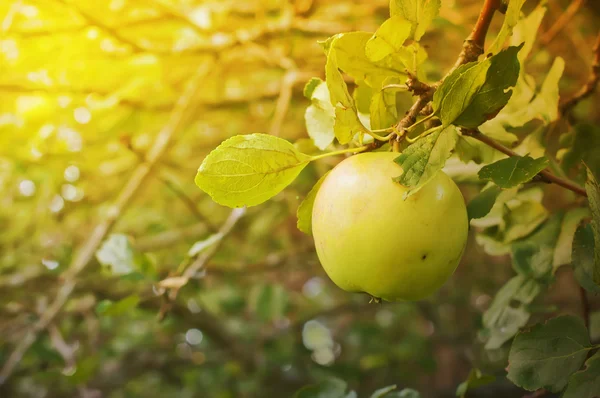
[312,151,468,301]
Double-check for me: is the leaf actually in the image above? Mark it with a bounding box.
[397,388,421,398]
[297,172,330,235]
[327,32,406,89]
[507,315,592,392]
[393,126,458,196]
[390,0,441,41]
[482,275,542,349]
[366,16,412,62]
[305,80,336,150]
[560,123,600,179]
[96,234,151,276]
[195,134,311,208]
[511,214,562,281]
[453,45,522,128]
[188,233,223,257]
[562,351,600,398]
[433,46,521,128]
[585,166,600,284]
[249,283,289,322]
[455,369,496,398]
[294,379,348,398]
[354,84,374,115]
[370,385,397,398]
[96,295,140,317]
[572,224,600,293]
[553,208,590,269]
[478,156,548,189]
[304,77,324,99]
[503,201,549,244]
[487,0,527,55]
[325,37,366,144]
[467,185,502,221]
[370,84,398,130]
[510,4,547,64]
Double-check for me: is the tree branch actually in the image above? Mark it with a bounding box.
[540,0,586,45]
[0,60,215,385]
[462,129,588,197]
[560,32,600,115]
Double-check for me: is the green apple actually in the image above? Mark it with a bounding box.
[312,151,468,301]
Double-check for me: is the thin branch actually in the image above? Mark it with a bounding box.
[0,60,214,385]
[540,0,586,45]
[560,32,600,115]
[462,129,588,197]
[269,69,298,136]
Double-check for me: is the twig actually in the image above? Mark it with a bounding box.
[560,32,600,115]
[269,69,298,136]
[540,0,586,45]
[0,60,214,385]
[462,129,588,197]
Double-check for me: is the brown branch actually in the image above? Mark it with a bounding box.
[462,129,588,197]
[540,0,586,45]
[560,32,600,115]
[0,60,215,385]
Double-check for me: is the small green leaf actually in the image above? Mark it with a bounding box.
[393,126,458,196]
[370,385,396,398]
[304,77,324,99]
[572,224,600,293]
[96,295,140,317]
[370,83,398,130]
[195,134,311,208]
[585,166,600,285]
[562,351,600,398]
[366,16,412,62]
[433,46,522,128]
[507,315,592,392]
[478,155,548,189]
[468,185,502,221]
[510,4,547,63]
[455,369,496,398]
[453,45,522,128]
[503,200,549,244]
[354,85,374,114]
[249,283,289,322]
[325,37,366,144]
[482,275,542,349]
[390,0,441,41]
[305,80,336,150]
[397,388,421,398]
[297,172,330,235]
[560,124,600,178]
[487,0,527,54]
[553,207,590,269]
[294,379,348,398]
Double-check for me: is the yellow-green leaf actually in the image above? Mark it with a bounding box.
[366,16,412,62]
[390,0,441,41]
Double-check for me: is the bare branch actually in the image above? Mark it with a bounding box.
[0,59,215,385]
[540,0,586,45]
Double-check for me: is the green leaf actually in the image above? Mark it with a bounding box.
[370,83,398,130]
[370,385,397,398]
[563,351,600,398]
[249,283,289,322]
[397,388,421,398]
[560,124,600,179]
[510,4,547,64]
[366,16,412,62]
[482,275,542,349]
[433,46,521,128]
[96,234,152,276]
[393,126,458,196]
[553,207,590,269]
[453,45,522,128]
[354,84,374,115]
[511,214,562,281]
[478,155,548,189]
[572,224,600,293]
[96,295,140,317]
[304,77,324,99]
[487,0,527,55]
[325,37,366,144]
[468,185,502,221]
[390,0,441,41]
[297,172,330,235]
[305,80,336,150]
[455,368,496,398]
[507,315,592,392]
[294,379,349,398]
[195,134,311,208]
[327,32,406,89]
[585,166,600,285]
[503,201,549,244]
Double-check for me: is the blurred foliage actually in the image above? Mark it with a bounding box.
[1,0,599,397]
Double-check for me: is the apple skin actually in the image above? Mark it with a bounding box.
[312,151,468,301]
